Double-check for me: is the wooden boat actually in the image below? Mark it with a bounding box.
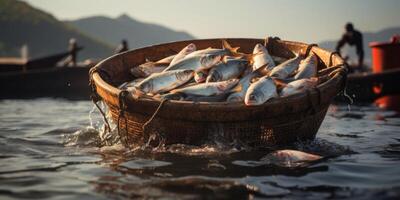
[90,38,347,146]
[0,47,93,99]
[336,68,400,103]
[0,66,91,100]
[0,48,81,73]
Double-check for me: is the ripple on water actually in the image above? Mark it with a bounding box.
[1,100,400,199]
[119,159,172,170]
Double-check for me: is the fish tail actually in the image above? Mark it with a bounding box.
[230,83,243,93]
[272,78,289,89]
[253,63,271,76]
[222,40,241,56]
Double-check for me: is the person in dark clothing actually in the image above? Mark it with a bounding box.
[68,38,78,66]
[336,23,364,68]
[115,40,129,54]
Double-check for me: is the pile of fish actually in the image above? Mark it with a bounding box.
[120,40,320,106]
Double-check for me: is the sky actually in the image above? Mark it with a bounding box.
[23,0,400,43]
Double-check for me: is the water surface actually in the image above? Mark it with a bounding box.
[0,99,399,199]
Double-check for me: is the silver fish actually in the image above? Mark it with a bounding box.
[226,66,267,102]
[163,54,222,72]
[252,43,275,71]
[186,40,239,57]
[271,55,287,65]
[131,62,168,78]
[135,69,194,95]
[261,150,322,167]
[245,76,278,106]
[269,54,303,79]
[119,78,144,90]
[160,93,229,102]
[280,78,318,97]
[206,59,248,83]
[185,93,229,102]
[156,54,176,64]
[169,43,197,66]
[171,79,239,97]
[294,52,318,80]
[194,70,208,83]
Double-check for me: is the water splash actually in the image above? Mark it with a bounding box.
[62,126,102,147]
[88,104,97,128]
[342,88,354,112]
[63,101,122,148]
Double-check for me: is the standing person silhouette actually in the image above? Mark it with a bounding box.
[336,23,364,70]
[68,38,78,66]
[115,40,129,54]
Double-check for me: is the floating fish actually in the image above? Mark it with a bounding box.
[169,43,197,66]
[269,54,303,79]
[206,59,248,83]
[261,149,322,167]
[245,76,278,106]
[280,77,318,97]
[130,62,168,78]
[251,43,275,71]
[294,52,318,80]
[170,79,239,97]
[135,69,194,95]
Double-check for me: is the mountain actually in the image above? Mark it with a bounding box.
[66,14,195,51]
[0,0,113,60]
[319,27,400,65]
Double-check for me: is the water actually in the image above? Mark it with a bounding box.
[1,99,400,199]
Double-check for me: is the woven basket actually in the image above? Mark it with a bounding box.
[90,38,347,146]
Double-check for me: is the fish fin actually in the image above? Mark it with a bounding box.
[250,77,260,83]
[222,56,228,63]
[252,63,271,76]
[295,50,307,59]
[130,67,147,78]
[310,77,320,84]
[231,83,243,93]
[222,40,240,55]
[131,86,145,98]
[153,62,169,66]
[272,78,288,88]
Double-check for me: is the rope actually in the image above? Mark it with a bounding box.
[142,99,168,140]
[305,44,318,57]
[117,90,130,147]
[89,66,112,134]
[93,101,111,133]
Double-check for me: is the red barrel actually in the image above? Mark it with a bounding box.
[369,35,400,111]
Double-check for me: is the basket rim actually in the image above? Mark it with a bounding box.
[91,38,346,110]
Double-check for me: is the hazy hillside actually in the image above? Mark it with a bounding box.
[0,0,113,60]
[319,27,400,65]
[66,14,195,51]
